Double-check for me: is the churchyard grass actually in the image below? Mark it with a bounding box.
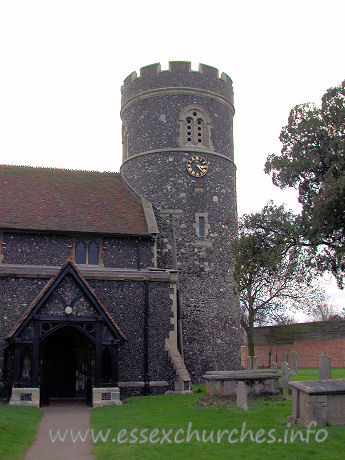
[290,367,345,381]
[1,369,344,459]
[91,369,345,460]
[0,406,42,460]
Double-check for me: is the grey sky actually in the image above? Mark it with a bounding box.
[1,0,344,307]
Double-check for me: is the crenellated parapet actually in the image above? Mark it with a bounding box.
[121,62,233,108]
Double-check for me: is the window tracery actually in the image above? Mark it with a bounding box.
[179,107,213,150]
[73,239,102,265]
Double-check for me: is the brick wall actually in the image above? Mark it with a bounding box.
[241,339,345,368]
[241,321,345,368]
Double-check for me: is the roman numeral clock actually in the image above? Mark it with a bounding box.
[186,155,208,177]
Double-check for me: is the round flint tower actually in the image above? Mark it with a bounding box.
[120,62,240,380]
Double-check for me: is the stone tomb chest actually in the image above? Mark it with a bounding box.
[204,369,280,396]
[289,379,345,427]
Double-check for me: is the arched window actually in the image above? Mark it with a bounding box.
[74,239,101,265]
[179,107,213,150]
[122,123,128,163]
[88,242,99,265]
[75,241,87,264]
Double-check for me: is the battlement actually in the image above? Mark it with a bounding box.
[121,62,233,108]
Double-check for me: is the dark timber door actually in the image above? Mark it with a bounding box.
[40,326,94,403]
[45,345,76,398]
[40,327,77,399]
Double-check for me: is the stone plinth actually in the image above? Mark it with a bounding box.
[9,387,40,407]
[289,379,345,427]
[204,369,280,396]
[92,387,122,407]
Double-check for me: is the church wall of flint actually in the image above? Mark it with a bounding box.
[0,277,45,375]
[121,63,241,380]
[89,280,176,396]
[0,232,176,396]
[1,233,71,266]
[123,94,234,160]
[1,232,153,269]
[122,151,241,378]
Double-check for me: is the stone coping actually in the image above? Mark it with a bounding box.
[289,379,345,395]
[205,369,278,375]
[0,264,177,282]
[204,370,279,381]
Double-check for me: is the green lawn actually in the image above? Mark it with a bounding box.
[0,406,42,460]
[290,367,345,381]
[91,368,345,460]
[1,369,344,459]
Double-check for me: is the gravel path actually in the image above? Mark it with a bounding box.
[24,406,94,460]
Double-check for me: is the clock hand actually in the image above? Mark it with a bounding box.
[196,164,206,171]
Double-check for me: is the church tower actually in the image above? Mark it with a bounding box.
[120,62,240,380]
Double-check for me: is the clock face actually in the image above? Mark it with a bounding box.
[186,155,208,177]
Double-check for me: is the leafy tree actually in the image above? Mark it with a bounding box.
[231,202,323,356]
[265,81,345,287]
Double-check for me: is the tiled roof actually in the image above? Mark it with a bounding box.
[0,165,149,235]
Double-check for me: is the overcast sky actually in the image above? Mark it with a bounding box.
[1,0,344,308]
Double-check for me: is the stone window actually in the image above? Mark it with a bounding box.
[73,238,103,266]
[198,216,205,237]
[194,212,209,237]
[178,107,213,150]
[122,123,128,163]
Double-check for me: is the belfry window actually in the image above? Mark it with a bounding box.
[74,239,102,265]
[194,212,209,237]
[179,107,213,150]
[198,216,205,237]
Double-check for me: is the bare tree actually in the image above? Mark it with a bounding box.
[309,302,345,321]
[232,202,324,356]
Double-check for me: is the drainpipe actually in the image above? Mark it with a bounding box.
[137,237,141,271]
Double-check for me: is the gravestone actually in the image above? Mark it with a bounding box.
[319,352,331,380]
[247,356,258,370]
[270,361,277,371]
[290,351,298,376]
[281,361,290,390]
[237,381,248,411]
